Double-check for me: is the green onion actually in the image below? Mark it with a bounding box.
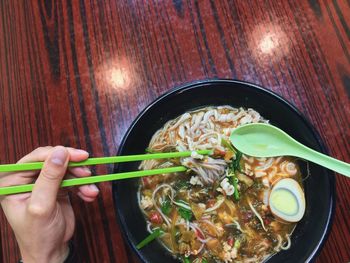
[234,239,241,249]
[202,258,208,263]
[228,150,242,201]
[231,150,242,172]
[231,176,240,201]
[136,228,163,249]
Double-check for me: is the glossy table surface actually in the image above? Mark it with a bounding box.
[0,1,349,262]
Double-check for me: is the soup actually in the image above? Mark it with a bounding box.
[137,106,304,262]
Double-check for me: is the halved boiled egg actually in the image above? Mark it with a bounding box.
[269,178,305,223]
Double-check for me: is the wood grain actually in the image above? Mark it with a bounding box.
[0,0,349,262]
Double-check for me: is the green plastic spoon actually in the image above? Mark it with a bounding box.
[229,123,350,177]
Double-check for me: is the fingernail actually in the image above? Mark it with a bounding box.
[83,167,91,175]
[51,147,68,166]
[76,149,89,156]
[89,184,99,192]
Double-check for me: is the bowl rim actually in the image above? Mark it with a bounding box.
[113,79,336,263]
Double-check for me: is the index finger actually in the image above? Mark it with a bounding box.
[18,146,89,164]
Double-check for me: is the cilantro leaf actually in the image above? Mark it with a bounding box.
[178,207,193,221]
[161,199,172,215]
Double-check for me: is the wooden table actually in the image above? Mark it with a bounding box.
[0,1,349,262]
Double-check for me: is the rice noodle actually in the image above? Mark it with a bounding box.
[248,199,267,232]
[201,214,211,220]
[139,159,159,170]
[152,184,175,226]
[169,113,191,130]
[255,171,267,178]
[279,161,298,176]
[229,110,246,122]
[199,219,219,236]
[286,162,297,176]
[191,112,204,132]
[257,240,270,252]
[274,234,283,251]
[255,158,273,171]
[183,157,227,185]
[189,223,212,243]
[268,167,277,181]
[203,110,215,122]
[261,254,273,263]
[281,234,291,250]
[204,196,225,213]
[147,222,153,233]
[243,155,254,163]
[225,220,245,233]
[171,199,191,210]
[262,189,269,205]
[302,160,311,182]
[243,257,259,263]
[196,132,220,145]
[195,243,205,255]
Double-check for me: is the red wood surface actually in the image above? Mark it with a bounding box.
[0,0,349,262]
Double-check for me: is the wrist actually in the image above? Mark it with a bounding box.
[20,242,69,263]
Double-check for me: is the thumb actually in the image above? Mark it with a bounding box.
[28,146,69,217]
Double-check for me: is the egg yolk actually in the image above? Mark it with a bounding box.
[270,189,298,216]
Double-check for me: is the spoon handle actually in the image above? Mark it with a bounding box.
[294,143,350,177]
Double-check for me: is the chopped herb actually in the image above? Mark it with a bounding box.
[136,228,163,249]
[178,207,193,221]
[253,182,263,190]
[161,199,172,215]
[183,256,191,263]
[174,180,190,190]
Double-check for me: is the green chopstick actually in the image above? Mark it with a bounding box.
[0,166,187,195]
[0,150,212,173]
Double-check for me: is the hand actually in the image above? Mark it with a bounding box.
[0,146,100,263]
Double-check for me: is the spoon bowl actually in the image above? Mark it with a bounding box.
[229,123,299,157]
[230,123,350,177]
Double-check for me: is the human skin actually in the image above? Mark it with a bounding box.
[0,146,99,263]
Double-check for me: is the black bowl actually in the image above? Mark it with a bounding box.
[113,80,335,263]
